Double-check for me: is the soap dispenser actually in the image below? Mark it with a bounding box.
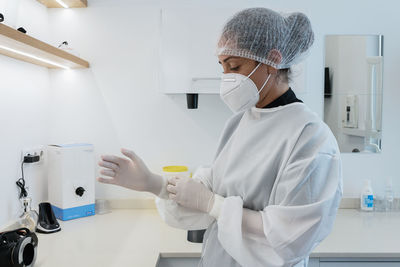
[360,179,374,211]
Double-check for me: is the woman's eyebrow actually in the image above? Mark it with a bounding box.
[218,56,240,64]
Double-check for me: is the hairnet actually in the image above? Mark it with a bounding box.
[217,8,314,69]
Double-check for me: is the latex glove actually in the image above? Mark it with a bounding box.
[166,176,216,214]
[97,148,164,196]
[166,176,264,234]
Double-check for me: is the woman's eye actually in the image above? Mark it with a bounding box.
[230,66,240,71]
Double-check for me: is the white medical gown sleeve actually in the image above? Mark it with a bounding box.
[155,166,215,230]
[216,123,343,267]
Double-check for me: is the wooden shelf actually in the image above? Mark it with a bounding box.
[0,23,89,69]
[36,0,87,8]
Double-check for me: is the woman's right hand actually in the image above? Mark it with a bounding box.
[97,148,163,195]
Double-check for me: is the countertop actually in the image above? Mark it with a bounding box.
[35,209,400,267]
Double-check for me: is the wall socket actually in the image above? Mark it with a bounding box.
[21,146,45,163]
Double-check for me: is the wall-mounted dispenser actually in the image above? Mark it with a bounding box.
[324,67,332,98]
[186,77,221,109]
[342,94,358,128]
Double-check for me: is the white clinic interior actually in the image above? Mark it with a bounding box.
[0,0,400,266]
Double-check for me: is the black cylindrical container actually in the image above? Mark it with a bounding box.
[187,229,206,243]
[186,94,198,109]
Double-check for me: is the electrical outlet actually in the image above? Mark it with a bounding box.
[21,145,45,163]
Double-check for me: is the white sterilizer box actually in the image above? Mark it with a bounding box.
[47,143,95,221]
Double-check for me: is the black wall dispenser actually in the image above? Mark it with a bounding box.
[324,67,332,98]
[186,77,221,109]
[186,94,198,109]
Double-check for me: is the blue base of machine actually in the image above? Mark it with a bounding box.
[52,203,95,221]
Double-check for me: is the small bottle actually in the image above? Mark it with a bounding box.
[360,179,374,211]
[384,178,394,212]
[17,197,39,232]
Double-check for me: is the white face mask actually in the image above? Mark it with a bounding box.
[220,63,271,113]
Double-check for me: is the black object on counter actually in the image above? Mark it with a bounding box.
[36,202,61,234]
[187,229,206,243]
[0,13,4,23]
[186,93,198,109]
[0,227,38,267]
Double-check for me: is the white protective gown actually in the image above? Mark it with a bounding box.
[156,102,343,267]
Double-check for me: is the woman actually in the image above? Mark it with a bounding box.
[98,8,343,267]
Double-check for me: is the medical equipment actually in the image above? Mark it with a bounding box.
[47,143,95,221]
[0,228,38,267]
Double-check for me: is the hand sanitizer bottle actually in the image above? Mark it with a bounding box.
[361,179,374,211]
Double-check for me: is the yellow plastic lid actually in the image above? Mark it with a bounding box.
[162,166,188,173]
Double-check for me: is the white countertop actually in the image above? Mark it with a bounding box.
[312,209,400,258]
[35,209,400,267]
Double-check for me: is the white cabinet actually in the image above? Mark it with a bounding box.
[155,256,400,266]
[157,257,199,267]
[317,258,400,267]
[159,7,238,95]
[159,7,307,96]
[308,258,320,267]
[320,263,399,267]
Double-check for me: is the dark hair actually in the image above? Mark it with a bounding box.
[277,68,291,83]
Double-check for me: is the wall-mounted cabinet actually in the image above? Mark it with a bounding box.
[159,7,237,95]
[0,23,89,69]
[159,7,307,108]
[36,0,87,8]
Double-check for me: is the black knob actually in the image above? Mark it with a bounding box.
[75,187,85,197]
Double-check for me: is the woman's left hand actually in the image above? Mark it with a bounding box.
[167,176,215,213]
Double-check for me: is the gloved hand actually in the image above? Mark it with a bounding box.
[166,176,216,214]
[97,148,164,196]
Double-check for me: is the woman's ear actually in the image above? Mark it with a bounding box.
[267,49,283,65]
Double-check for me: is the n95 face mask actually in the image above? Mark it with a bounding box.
[220,63,271,113]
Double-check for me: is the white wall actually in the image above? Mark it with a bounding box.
[1,0,400,227]
[46,2,233,201]
[0,0,51,226]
